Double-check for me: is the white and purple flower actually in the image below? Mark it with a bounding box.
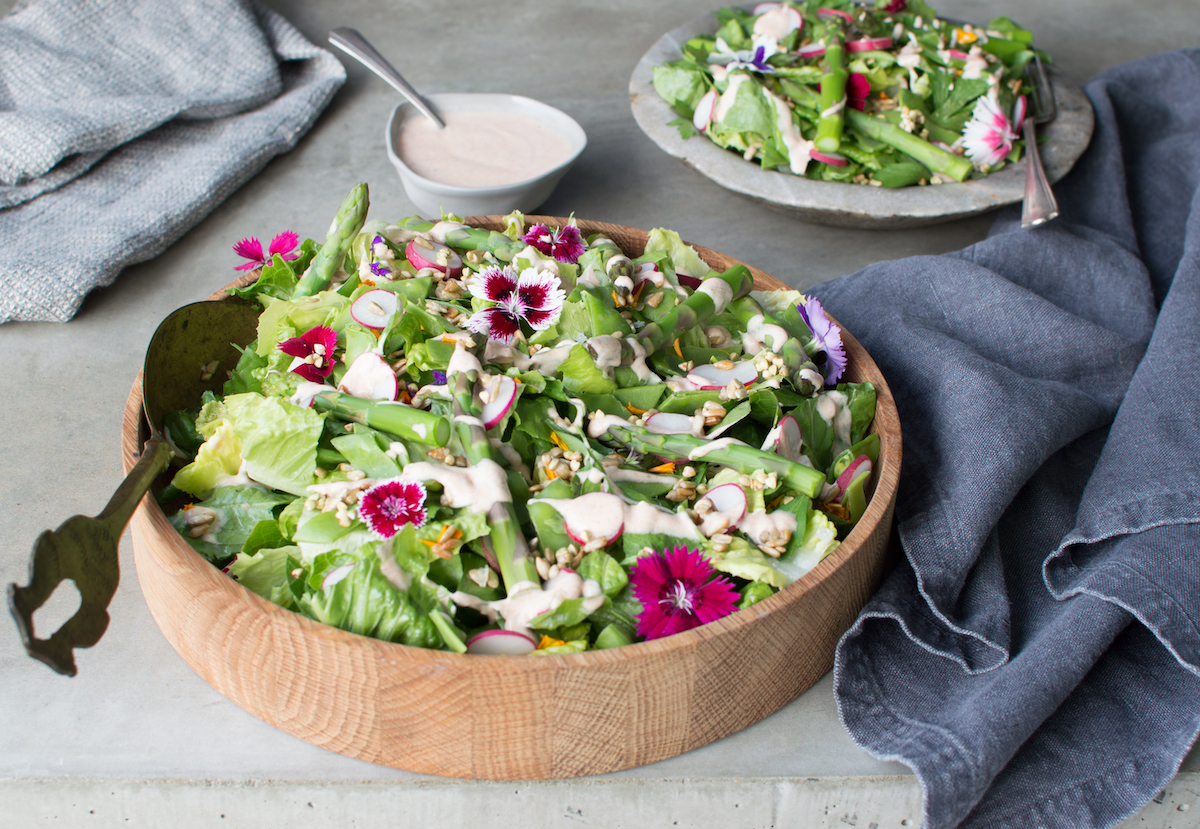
[521,223,586,263]
[465,265,565,344]
[797,296,846,383]
[359,479,428,539]
[962,93,1024,170]
[708,34,779,74]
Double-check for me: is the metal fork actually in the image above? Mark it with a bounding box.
[1020,53,1058,228]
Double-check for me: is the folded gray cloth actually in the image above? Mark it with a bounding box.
[818,50,1200,829]
[0,0,345,322]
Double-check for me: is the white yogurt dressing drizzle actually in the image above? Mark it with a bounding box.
[402,459,511,512]
[697,278,735,315]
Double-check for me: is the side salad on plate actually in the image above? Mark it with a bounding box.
[161,182,880,656]
[651,0,1048,187]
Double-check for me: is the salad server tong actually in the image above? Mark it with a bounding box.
[1020,54,1058,228]
[8,299,260,676]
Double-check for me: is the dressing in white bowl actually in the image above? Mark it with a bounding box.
[386,93,587,217]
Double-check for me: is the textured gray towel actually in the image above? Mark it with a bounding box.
[818,49,1200,829]
[0,0,345,322]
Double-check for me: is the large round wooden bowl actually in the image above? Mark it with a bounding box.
[122,217,901,780]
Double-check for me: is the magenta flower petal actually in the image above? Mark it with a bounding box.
[847,72,870,111]
[233,236,264,262]
[468,264,517,303]
[521,224,586,264]
[629,545,739,641]
[278,325,338,380]
[360,479,428,539]
[797,296,846,383]
[269,230,300,260]
[467,306,523,344]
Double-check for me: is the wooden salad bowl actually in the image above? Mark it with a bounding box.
[121,217,902,780]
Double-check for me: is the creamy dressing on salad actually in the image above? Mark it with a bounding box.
[402,459,511,512]
[743,314,790,354]
[454,569,604,635]
[697,278,734,315]
[687,436,749,460]
[534,492,702,543]
[396,111,573,187]
[738,509,798,544]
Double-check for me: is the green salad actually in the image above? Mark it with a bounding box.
[652,0,1047,187]
[162,183,879,655]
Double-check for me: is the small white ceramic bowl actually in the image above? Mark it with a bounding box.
[386,93,587,218]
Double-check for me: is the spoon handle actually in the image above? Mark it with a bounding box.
[328,27,445,129]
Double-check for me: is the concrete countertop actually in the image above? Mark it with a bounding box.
[2,0,1196,826]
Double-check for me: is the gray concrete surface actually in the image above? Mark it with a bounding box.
[2,1,1198,827]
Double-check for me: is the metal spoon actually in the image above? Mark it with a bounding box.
[1020,54,1059,228]
[328,27,445,129]
[7,299,260,676]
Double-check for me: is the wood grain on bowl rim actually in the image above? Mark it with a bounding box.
[121,216,901,780]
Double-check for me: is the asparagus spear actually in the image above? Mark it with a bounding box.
[311,390,451,447]
[399,218,528,262]
[815,20,848,153]
[448,357,541,593]
[293,183,370,298]
[589,414,825,498]
[846,109,974,182]
[636,265,756,355]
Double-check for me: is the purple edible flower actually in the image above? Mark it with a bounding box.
[797,296,846,383]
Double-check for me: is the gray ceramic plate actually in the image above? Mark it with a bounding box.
[629,11,1095,229]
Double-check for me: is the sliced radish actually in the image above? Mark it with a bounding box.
[816,7,853,22]
[797,41,827,59]
[692,88,718,132]
[696,483,748,537]
[686,360,758,390]
[834,455,872,499]
[810,149,850,167]
[338,351,399,401]
[645,411,698,435]
[466,629,537,656]
[752,1,781,13]
[753,4,802,39]
[351,289,400,330]
[480,374,518,429]
[942,49,970,61]
[677,273,703,289]
[559,491,625,546]
[405,238,463,277]
[762,415,803,462]
[847,36,893,52]
[1013,94,1027,126]
[321,562,357,591]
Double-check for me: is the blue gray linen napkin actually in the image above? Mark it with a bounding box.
[0,0,345,323]
[817,49,1200,829]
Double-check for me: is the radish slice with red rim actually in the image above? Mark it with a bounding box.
[693,89,717,132]
[797,41,827,58]
[338,351,399,401]
[816,7,853,22]
[810,149,850,167]
[696,483,748,535]
[466,629,537,656]
[763,415,803,463]
[686,360,758,390]
[351,289,400,330]
[846,36,893,52]
[405,238,463,276]
[481,375,518,429]
[645,411,697,435]
[834,455,873,499]
[559,491,626,546]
